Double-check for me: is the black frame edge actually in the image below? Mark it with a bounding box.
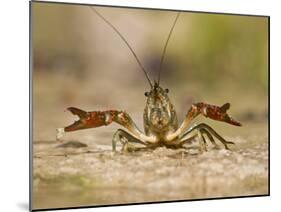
[29,1,33,211]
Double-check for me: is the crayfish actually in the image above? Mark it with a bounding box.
[56,7,242,152]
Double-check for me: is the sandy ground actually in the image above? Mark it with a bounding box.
[32,74,268,210]
[33,123,268,210]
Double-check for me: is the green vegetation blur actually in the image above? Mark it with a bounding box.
[33,2,268,91]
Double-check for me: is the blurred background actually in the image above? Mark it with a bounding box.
[32,2,269,209]
[32,2,268,142]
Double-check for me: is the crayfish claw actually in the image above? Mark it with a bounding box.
[194,102,242,127]
[224,115,242,126]
[67,107,88,119]
[220,103,230,113]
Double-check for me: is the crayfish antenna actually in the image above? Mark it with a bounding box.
[158,12,181,85]
[89,6,153,88]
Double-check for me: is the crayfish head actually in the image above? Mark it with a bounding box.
[144,82,176,133]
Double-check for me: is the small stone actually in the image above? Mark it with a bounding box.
[56,141,88,148]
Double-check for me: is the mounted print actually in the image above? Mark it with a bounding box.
[30,1,269,211]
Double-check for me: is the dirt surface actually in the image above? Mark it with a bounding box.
[33,123,268,210]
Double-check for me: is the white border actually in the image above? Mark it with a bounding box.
[1,0,278,211]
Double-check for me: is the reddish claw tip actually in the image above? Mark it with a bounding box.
[67,107,88,119]
[227,117,242,126]
[220,103,230,112]
[227,120,242,126]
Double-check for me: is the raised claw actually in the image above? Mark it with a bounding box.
[64,107,119,132]
[60,107,157,144]
[191,102,242,126]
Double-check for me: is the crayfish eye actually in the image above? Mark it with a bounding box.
[144,92,149,97]
[165,88,169,93]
